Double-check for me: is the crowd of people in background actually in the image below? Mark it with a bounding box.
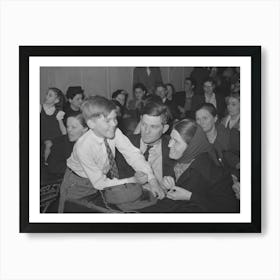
[40,67,240,213]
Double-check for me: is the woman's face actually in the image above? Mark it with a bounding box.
[70,93,84,110]
[227,97,240,116]
[168,129,188,160]
[45,90,58,105]
[67,117,87,142]
[196,108,217,133]
[115,93,126,106]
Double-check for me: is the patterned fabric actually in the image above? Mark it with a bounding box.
[144,145,153,161]
[104,138,119,179]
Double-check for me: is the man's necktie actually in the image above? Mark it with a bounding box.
[144,145,153,161]
[104,138,119,179]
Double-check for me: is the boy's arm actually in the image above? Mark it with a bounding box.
[115,128,155,181]
[76,143,136,190]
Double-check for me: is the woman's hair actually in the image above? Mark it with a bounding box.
[66,87,84,100]
[196,103,218,117]
[67,113,87,128]
[173,119,198,145]
[165,83,175,95]
[48,87,65,110]
[225,92,240,104]
[80,95,116,121]
[112,89,126,99]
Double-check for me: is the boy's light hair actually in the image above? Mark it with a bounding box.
[81,96,116,121]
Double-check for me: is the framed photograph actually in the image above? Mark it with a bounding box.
[20,46,261,233]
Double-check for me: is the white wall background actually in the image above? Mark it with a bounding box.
[0,0,279,280]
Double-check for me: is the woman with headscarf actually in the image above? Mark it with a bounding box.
[141,119,238,213]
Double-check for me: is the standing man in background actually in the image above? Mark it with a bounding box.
[133,67,163,95]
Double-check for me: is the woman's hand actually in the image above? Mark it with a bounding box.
[162,176,175,191]
[56,110,65,121]
[166,186,192,201]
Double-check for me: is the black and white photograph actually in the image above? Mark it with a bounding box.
[20,46,260,233]
[40,66,241,214]
[2,1,280,280]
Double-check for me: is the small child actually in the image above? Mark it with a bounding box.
[40,87,66,165]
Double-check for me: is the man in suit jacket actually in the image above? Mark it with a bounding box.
[174,77,196,119]
[192,78,226,119]
[133,67,163,95]
[116,100,175,183]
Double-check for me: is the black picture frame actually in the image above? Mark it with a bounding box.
[20,46,261,233]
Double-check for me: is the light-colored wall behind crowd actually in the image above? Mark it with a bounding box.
[40,67,193,103]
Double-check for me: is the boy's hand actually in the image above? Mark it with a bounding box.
[134,171,148,185]
[162,176,175,191]
[148,178,165,200]
[56,111,65,121]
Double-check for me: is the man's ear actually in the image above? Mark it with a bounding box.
[87,119,95,129]
[163,124,169,134]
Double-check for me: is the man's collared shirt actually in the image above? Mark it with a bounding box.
[140,139,163,184]
[205,93,217,108]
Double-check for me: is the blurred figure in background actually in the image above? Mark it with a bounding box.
[133,67,163,95]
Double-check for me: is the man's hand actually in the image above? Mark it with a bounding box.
[147,178,165,200]
[134,171,148,185]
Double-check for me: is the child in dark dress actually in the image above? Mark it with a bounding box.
[40,87,66,164]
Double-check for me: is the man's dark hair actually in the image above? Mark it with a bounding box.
[196,102,217,117]
[185,77,196,89]
[141,100,171,125]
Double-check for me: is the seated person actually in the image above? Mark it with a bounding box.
[141,119,238,213]
[42,114,88,182]
[192,78,226,119]
[221,93,240,131]
[111,99,125,133]
[195,103,240,178]
[40,87,66,165]
[111,89,130,118]
[127,83,148,120]
[155,84,179,120]
[174,77,196,119]
[116,100,175,182]
[63,86,84,120]
[58,96,164,212]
